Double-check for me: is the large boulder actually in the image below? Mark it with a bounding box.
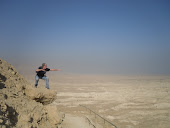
[0,58,63,128]
[25,86,57,105]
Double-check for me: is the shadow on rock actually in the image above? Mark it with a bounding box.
[0,73,6,89]
[0,103,19,127]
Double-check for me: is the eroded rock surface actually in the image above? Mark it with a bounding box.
[0,58,63,128]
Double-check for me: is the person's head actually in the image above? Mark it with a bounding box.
[42,63,47,69]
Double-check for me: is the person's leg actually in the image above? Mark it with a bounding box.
[42,76,49,89]
[35,75,39,88]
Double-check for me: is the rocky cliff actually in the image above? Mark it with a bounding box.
[0,58,63,128]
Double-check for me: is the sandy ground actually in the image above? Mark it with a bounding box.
[61,114,96,128]
[25,73,170,128]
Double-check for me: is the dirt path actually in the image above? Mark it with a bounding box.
[61,114,95,128]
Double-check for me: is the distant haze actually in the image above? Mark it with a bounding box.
[1,0,170,75]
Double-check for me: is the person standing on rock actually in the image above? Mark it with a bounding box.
[35,63,61,89]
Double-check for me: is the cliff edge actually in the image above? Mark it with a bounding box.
[0,58,63,128]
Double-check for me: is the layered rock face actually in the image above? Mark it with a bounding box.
[0,58,63,128]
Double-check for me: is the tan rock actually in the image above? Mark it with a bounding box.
[0,58,63,128]
[25,86,57,105]
[45,105,62,126]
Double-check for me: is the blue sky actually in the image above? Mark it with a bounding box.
[0,0,170,75]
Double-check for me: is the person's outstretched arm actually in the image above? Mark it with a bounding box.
[50,69,61,71]
[35,69,45,72]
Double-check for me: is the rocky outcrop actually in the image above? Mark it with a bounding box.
[0,58,63,128]
[25,87,57,105]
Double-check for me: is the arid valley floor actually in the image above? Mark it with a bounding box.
[25,73,170,128]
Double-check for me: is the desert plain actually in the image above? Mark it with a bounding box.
[24,73,170,128]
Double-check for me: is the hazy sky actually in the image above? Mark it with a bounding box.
[1,0,170,75]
